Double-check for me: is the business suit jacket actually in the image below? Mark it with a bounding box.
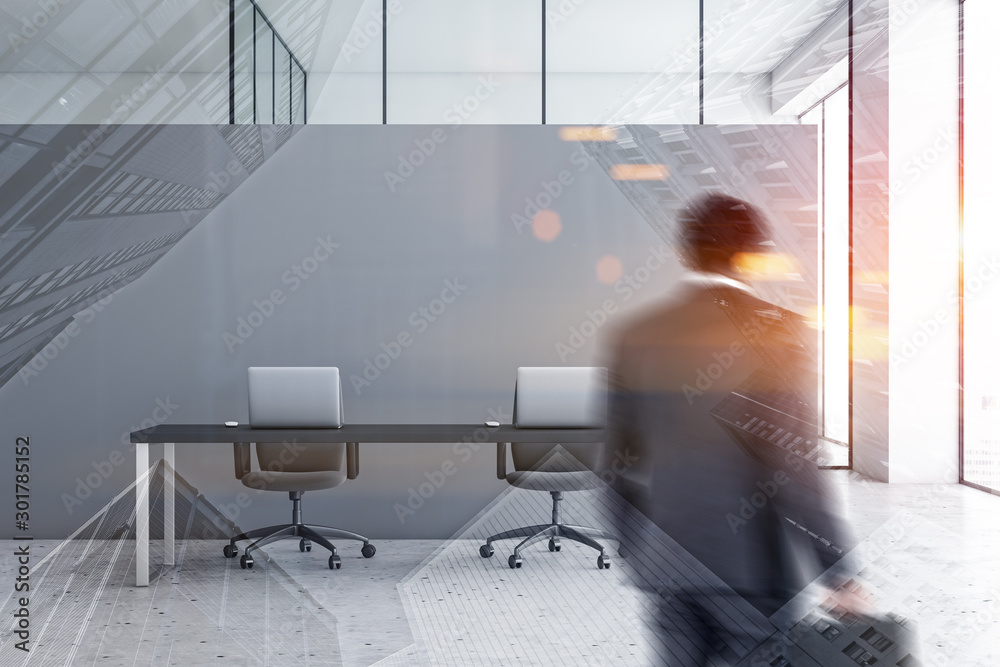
[607,272,848,615]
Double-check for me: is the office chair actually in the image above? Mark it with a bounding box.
[479,367,616,570]
[223,368,375,570]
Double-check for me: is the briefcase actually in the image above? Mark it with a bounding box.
[739,606,921,666]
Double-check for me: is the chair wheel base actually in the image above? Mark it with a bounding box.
[508,555,522,569]
[329,554,342,569]
[548,538,561,552]
[361,543,376,558]
[479,544,494,558]
[299,538,311,552]
[598,554,611,570]
[223,544,238,558]
[241,554,254,569]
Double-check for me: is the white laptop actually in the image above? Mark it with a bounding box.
[513,367,607,428]
[248,367,344,428]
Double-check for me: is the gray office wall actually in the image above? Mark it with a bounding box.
[0,125,806,539]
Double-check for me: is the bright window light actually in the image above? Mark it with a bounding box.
[962,0,1000,492]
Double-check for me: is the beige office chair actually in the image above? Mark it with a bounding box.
[479,367,616,570]
[223,368,375,570]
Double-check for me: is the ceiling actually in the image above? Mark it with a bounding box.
[0,0,849,77]
[0,0,360,75]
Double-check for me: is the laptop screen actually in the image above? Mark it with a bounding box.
[514,367,607,428]
[248,367,344,428]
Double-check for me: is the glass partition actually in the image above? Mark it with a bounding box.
[230,0,307,125]
[276,46,292,124]
[547,0,699,124]
[292,66,306,125]
[233,1,255,124]
[387,0,540,124]
[254,11,274,124]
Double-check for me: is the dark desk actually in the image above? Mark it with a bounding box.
[130,423,606,586]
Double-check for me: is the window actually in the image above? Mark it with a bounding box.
[962,0,1000,493]
[801,83,850,465]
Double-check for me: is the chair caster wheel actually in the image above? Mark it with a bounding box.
[598,554,611,570]
[299,538,311,552]
[329,554,342,570]
[508,555,522,569]
[361,543,376,558]
[223,544,237,558]
[548,538,561,552]
[480,544,494,558]
[241,554,254,569]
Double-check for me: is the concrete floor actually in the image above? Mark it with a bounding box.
[0,472,997,665]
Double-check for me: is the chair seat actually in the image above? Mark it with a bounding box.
[505,470,601,492]
[242,469,347,492]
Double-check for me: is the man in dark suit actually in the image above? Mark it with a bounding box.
[606,195,854,665]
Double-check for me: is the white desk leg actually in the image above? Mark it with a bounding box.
[136,442,149,587]
[164,443,175,566]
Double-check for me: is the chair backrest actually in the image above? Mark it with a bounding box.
[248,367,344,428]
[511,367,607,472]
[248,367,345,473]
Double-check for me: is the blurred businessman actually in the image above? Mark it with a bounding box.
[605,195,854,665]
